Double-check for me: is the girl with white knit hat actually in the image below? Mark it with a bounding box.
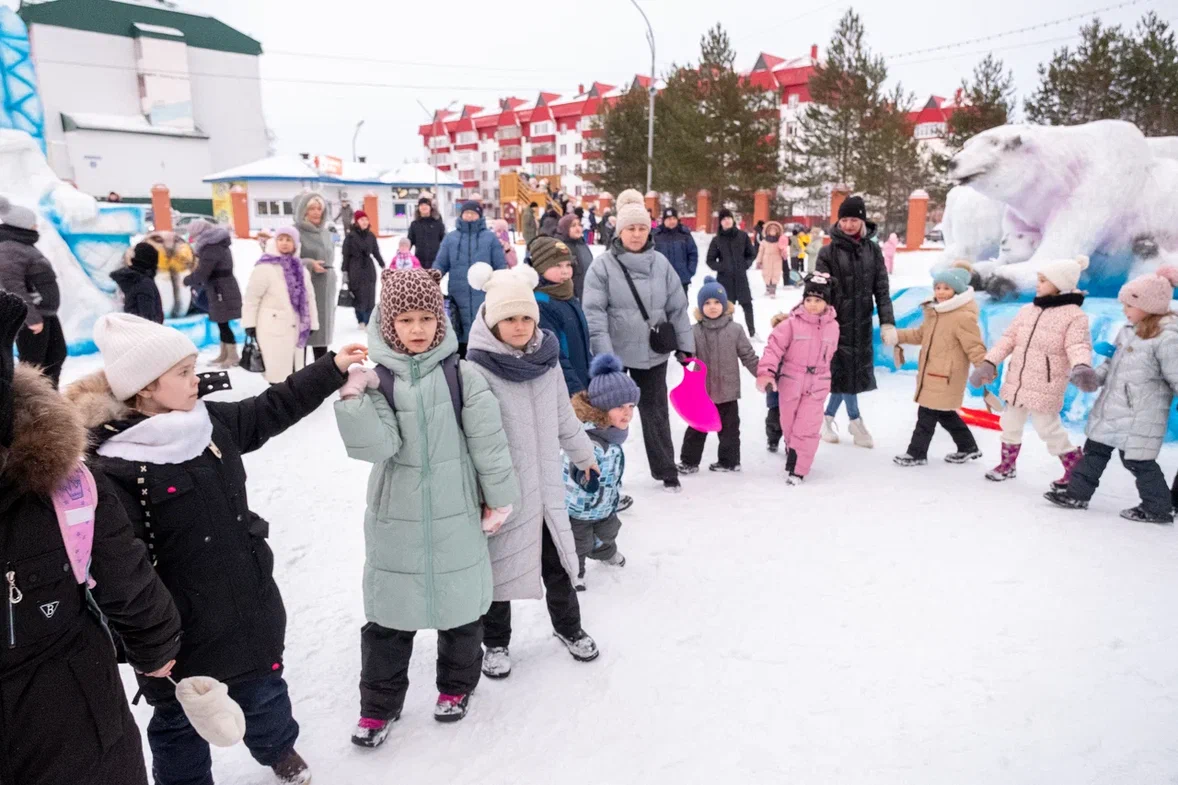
[970,255,1093,486]
[65,313,365,785]
[1045,266,1178,523]
[464,261,602,679]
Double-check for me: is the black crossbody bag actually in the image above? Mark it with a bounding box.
[614,256,678,355]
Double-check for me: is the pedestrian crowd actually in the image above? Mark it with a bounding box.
[3,180,1178,785]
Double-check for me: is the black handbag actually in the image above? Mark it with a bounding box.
[616,257,678,355]
[337,274,356,308]
[239,335,266,373]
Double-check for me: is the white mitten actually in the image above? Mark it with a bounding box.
[174,676,247,748]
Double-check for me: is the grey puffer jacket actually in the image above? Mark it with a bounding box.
[692,306,759,404]
[582,239,694,370]
[466,309,597,600]
[1085,318,1178,460]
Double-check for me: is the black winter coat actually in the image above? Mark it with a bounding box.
[190,227,243,324]
[816,224,895,394]
[705,227,756,302]
[341,225,385,313]
[69,354,346,705]
[557,233,595,302]
[1,366,181,785]
[111,266,164,324]
[653,224,699,285]
[408,215,446,268]
[0,226,60,328]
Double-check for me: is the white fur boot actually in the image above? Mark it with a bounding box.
[821,415,840,444]
[848,418,874,449]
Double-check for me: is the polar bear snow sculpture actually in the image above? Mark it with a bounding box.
[937,185,1040,276]
[948,120,1178,297]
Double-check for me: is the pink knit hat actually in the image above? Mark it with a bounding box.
[1118,266,1178,315]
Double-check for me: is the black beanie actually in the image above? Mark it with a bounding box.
[802,272,834,303]
[0,292,29,449]
[718,208,734,221]
[663,207,679,220]
[838,195,867,222]
[130,242,159,273]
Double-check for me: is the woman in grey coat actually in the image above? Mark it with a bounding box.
[188,220,243,368]
[294,192,338,360]
[582,189,694,492]
[464,262,600,679]
[1047,268,1178,523]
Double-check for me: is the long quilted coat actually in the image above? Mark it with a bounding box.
[466,309,597,600]
[984,293,1092,414]
[895,288,988,411]
[1085,318,1178,460]
[334,315,518,631]
[294,192,338,349]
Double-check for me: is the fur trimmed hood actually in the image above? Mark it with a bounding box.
[571,390,610,429]
[770,311,788,328]
[693,302,736,323]
[1,365,88,496]
[63,371,133,431]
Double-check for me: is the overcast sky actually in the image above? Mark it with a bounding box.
[4,0,1168,166]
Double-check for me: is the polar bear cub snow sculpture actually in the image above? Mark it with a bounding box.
[937,185,1040,278]
[948,120,1178,294]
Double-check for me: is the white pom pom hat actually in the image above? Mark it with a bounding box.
[468,262,540,327]
[614,188,650,232]
[1039,255,1089,294]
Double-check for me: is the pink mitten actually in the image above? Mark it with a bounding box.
[340,366,379,400]
[481,504,513,535]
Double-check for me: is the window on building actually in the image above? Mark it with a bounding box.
[785,122,799,138]
[493,151,499,161]
[574,164,583,176]
[457,130,477,144]
[459,169,476,181]
[496,126,521,141]
[256,199,287,216]
[531,142,555,157]
[256,200,270,216]
[482,151,488,163]
[501,145,522,160]
[394,203,407,216]
[430,134,448,149]
[575,186,583,196]
[482,171,489,182]
[574,142,583,154]
[579,115,597,131]
[282,201,294,215]
[530,120,554,136]
[534,163,556,176]
[788,94,800,109]
[560,165,568,176]
[559,144,567,156]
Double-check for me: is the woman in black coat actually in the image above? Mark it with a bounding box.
[112,243,165,324]
[341,210,385,327]
[0,294,181,785]
[815,196,897,448]
[705,209,758,337]
[407,198,445,269]
[189,221,243,368]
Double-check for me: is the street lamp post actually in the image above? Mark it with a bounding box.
[630,0,655,195]
[352,120,365,162]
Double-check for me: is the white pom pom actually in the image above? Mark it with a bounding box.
[467,262,494,291]
[1075,254,1090,271]
[514,263,539,289]
[616,189,644,208]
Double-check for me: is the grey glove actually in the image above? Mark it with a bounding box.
[968,361,997,388]
[1070,364,1102,393]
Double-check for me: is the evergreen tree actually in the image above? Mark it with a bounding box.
[1025,19,1126,125]
[1120,13,1178,136]
[588,88,652,196]
[859,85,928,237]
[946,54,1016,151]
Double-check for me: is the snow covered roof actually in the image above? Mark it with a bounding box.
[203,155,320,182]
[380,162,460,188]
[61,111,208,138]
[203,156,460,189]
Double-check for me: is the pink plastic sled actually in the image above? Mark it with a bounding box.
[670,359,722,432]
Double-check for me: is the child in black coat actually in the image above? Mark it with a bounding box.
[112,242,166,323]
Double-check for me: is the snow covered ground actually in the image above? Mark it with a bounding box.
[61,243,1178,784]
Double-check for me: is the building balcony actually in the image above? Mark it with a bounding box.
[500,157,522,167]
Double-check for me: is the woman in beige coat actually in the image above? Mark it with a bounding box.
[242,226,319,384]
[755,220,786,297]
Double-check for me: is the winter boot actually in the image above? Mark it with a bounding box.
[893,454,927,467]
[1044,489,1088,510]
[482,646,511,678]
[986,443,1021,481]
[708,462,741,473]
[1120,505,1174,525]
[821,416,840,444]
[605,551,626,567]
[554,630,600,662]
[271,749,311,784]
[663,480,682,494]
[218,343,240,370]
[676,463,699,475]
[351,716,397,748]
[786,473,805,486]
[767,438,779,453]
[617,495,634,513]
[208,343,227,368]
[847,418,874,448]
[785,448,798,476]
[1051,448,1084,491]
[945,449,983,464]
[575,560,586,592]
[434,693,471,723]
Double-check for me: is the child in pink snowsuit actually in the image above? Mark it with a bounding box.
[883,233,899,274]
[757,272,839,484]
[392,237,422,270]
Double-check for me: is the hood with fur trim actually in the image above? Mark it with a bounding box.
[571,390,611,429]
[693,302,736,323]
[1,365,88,497]
[63,371,135,433]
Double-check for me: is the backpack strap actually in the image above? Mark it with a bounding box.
[51,461,98,589]
[373,360,464,435]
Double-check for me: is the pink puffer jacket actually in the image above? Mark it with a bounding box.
[757,302,840,402]
[984,294,1092,413]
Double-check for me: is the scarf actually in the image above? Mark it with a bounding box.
[589,425,629,445]
[467,329,560,382]
[1033,291,1085,309]
[257,253,312,347]
[97,402,214,464]
[0,224,39,246]
[536,277,574,301]
[393,251,418,270]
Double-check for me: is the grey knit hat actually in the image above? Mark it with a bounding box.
[587,354,640,411]
[0,196,37,232]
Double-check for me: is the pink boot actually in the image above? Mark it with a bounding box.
[986,443,1021,481]
[1051,448,1084,491]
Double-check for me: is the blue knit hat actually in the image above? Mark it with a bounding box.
[587,354,641,411]
[932,266,971,295]
[697,276,728,313]
[459,200,483,218]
